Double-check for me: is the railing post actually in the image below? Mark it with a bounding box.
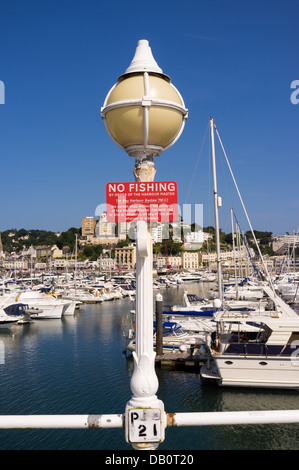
[155,293,163,356]
[125,222,166,450]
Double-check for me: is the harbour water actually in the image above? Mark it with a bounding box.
[0,283,299,451]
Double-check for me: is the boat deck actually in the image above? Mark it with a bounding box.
[263,285,298,317]
[155,351,205,370]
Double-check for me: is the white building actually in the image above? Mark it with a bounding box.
[2,260,28,270]
[155,255,182,268]
[99,255,116,270]
[200,246,251,267]
[272,233,299,253]
[151,224,163,243]
[117,221,131,240]
[96,213,116,237]
[184,231,204,243]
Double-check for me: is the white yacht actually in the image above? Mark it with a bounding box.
[175,272,202,282]
[126,320,206,355]
[0,307,20,328]
[223,283,265,300]
[17,291,76,319]
[168,291,216,317]
[201,286,299,388]
[0,296,33,326]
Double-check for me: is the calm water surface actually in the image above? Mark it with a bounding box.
[0,283,299,450]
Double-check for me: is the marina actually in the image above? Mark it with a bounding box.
[0,9,298,450]
[0,280,299,450]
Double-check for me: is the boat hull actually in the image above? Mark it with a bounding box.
[201,355,299,389]
[29,303,64,319]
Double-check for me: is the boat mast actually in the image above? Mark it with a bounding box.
[209,117,222,300]
[75,234,78,293]
[231,208,238,298]
[214,123,275,292]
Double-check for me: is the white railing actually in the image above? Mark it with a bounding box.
[1,409,299,429]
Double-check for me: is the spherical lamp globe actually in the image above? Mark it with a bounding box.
[101,40,188,162]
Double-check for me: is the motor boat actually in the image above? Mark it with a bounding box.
[17,291,76,319]
[165,291,218,317]
[126,320,206,355]
[201,286,299,388]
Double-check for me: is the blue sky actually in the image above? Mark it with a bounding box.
[0,0,298,236]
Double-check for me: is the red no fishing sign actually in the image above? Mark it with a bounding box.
[106,181,178,223]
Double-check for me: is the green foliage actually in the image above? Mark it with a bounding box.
[159,239,183,256]
[0,226,277,258]
[245,230,273,245]
[56,227,81,251]
[82,244,103,261]
[1,228,60,252]
[245,230,274,255]
[116,236,131,248]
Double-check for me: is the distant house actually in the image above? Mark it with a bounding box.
[51,245,63,259]
[35,246,52,258]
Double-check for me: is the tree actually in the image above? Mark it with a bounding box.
[82,244,103,261]
[160,239,183,256]
[56,228,81,251]
[116,236,131,248]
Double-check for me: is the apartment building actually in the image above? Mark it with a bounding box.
[154,254,182,268]
[2,260,28,270]
[199,245,249,267]
[96,213,116,237]
[272,233,299,254]
[114,245,136,268]
[81,217,97,237]
[182,251,199,269]
[151,224,163,243]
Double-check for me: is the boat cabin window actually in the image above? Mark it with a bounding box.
[256,325,272,343]
[4,303,28,316]
[162,326,186,337]
[222,324,272,344]
[173,327,186,336]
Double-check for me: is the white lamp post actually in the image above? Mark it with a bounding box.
[101,39,187,449]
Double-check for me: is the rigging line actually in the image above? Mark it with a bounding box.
[233,211,261,280]
[217,137,234,215]
[213,122,275,292]
[184,123,209,203]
